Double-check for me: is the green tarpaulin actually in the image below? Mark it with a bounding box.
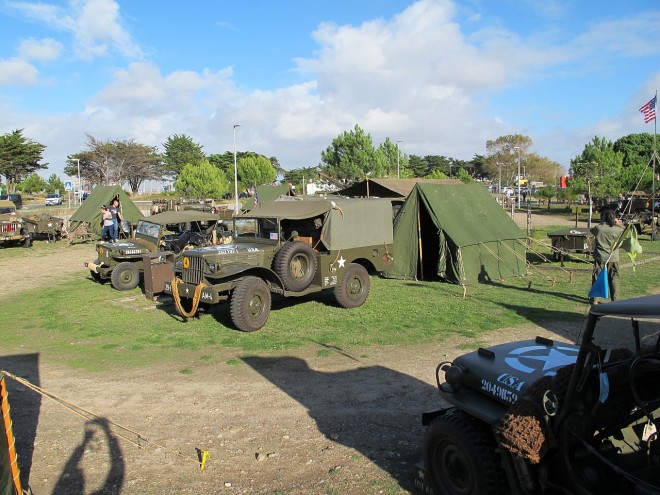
[68,186,144,238]
[246,197,393,250]
[243,184,295,211]
[383,183,526,285]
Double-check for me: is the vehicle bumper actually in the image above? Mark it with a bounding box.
[85,260,111,276]
[163,280,228,304]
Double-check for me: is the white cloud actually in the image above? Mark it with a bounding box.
[18,37,63,62]
[8,0,142,60]
[0,58,39,86]
[4,0,660,179]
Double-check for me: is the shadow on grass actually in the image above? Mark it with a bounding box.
[486,280,590,305]
[496,302,586,343]
[242,355,439,493]
[0,353,41,490]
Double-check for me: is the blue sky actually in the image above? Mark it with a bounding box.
[1,0,659,180]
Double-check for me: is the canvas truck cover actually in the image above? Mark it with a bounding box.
[146,210,221,225]
[245,197,393,250]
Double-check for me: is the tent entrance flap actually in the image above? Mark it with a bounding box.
[417,203,441,281]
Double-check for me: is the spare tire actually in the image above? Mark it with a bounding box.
[273,241,317,292]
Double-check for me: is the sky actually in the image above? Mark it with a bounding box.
[1,0,659,181]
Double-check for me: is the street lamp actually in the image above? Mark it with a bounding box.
[396,140,403,179]
[75,158,81,205]
[497,161,502,207]
[514,146,521,209]
[233,124,241,213]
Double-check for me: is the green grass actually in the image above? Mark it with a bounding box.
[1,228,659,372]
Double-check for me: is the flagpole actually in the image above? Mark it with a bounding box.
[653,90,657,240]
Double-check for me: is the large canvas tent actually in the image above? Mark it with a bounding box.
[383,183,526,285]
[68,185,144,238]
[336,178,462,199]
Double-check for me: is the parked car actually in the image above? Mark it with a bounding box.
[45,193,63,206]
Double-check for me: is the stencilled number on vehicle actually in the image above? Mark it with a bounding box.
[481,379,518,403]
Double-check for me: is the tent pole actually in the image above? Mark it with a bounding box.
[417,204,424,280]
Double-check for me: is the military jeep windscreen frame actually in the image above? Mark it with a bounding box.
[234,217,279,242]
[135,220,163,242]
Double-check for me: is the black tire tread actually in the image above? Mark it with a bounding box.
[110,262,140,291]
[230,276,271,332]
[334,263,370,308]
[273,241,317,292]
[423,409,506,495]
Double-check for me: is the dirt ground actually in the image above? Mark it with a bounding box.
[0,212,581,495]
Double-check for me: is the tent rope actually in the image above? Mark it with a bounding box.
[0,370,209,469]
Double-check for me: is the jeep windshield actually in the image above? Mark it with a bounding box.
[234,217,279,243]
[135,220,163,240]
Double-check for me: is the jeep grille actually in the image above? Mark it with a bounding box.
[0,223,17,233]
[182,256,204,285]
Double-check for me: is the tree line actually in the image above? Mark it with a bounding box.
[0,126,656,201]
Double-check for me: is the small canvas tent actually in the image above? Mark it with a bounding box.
[383,183,526,285]
[68,185,144,238]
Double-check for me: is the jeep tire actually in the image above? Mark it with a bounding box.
[110,262,140,291]
[273,241,317,292]
[334,263,369,308]
[22,229,31,248]
[424,409,505,495]
[230,276,271,332]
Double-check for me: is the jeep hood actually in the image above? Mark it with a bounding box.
[183,243,267,255]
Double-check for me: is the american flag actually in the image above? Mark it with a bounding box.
[639,95,656,124]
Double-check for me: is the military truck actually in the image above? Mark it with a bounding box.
[85,210,226,291]
[0,200,29,247]
[164,197,394,332]
[420,294,660,495]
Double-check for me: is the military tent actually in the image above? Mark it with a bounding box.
[336,178,462,199]
[383,183,526,285]
[243,184,296,211]
[68,185,144,238]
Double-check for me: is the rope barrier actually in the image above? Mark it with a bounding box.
[0,370,210,471]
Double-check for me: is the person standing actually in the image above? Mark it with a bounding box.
[101,206,113,242]
[108,198,123,242]
[590,209,624,303]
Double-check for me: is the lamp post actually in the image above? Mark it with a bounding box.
[233,124,241,213]
[75,158,81,205]
[396,140,403,179]
[497,161,502,207]
[514,146,521,209]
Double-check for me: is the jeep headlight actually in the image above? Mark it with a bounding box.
[174,259,183,270]
[208,261,217,273]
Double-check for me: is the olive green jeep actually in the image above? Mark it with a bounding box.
[164,197,394,332]
[0,200,29,247]
[85,210,226,291]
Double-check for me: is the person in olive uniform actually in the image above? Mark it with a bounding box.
[590,209,624,303]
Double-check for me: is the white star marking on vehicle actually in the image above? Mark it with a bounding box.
[185,287,190,295]
[505,345,578,375]
[337,256,346,268]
